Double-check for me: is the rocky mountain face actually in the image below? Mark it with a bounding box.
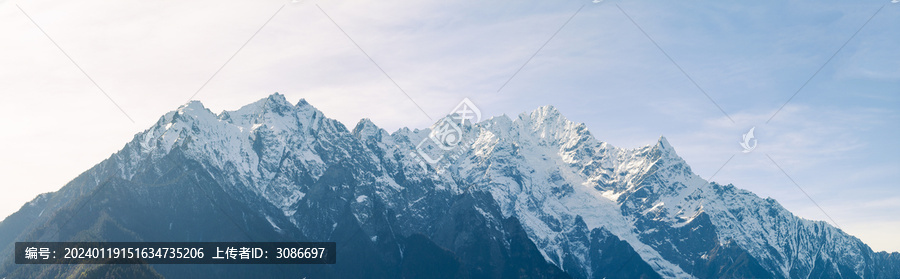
[1,93,897,278]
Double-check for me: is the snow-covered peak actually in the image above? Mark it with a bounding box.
[296,97,310,107]
[175,100,216,121]
[655,135,672,152]
[529,105,563,121]
[459,105,696,278]
[269,92,290,105]
[519,105,568,130]
[352,118,385,141]
[511,105,596,150]
[258,92,294,113]
[106,98,886,279]
[179,100,205,110]
[225,93,296,121]
[648,135,681,161]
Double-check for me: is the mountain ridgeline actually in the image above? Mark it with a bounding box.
[1,93,897,278]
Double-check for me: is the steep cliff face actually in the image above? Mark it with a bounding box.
[1,93,895,278]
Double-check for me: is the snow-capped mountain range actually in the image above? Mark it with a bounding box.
[1,93,897,278]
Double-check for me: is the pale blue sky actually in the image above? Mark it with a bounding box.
[1,0,897,251]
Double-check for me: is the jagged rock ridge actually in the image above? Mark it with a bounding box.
[1,93,897,278]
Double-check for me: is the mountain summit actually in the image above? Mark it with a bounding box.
[1,94,897,278]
